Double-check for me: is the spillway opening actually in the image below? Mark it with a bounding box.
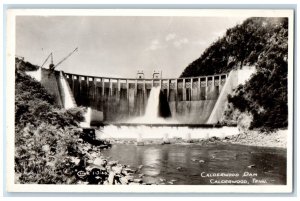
[128,86,175,124]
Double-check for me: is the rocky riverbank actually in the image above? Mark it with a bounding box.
[103,129,287,149]
[225,129,287,149]
[64,129,286,185]
[64,139,161,185]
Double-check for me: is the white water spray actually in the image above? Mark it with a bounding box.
[60,72,76,109]
[80,107,92,128]
[128,86,176,124]
[144,86,161,120]
[97,125,239,140]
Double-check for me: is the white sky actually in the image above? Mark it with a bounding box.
[16,16,247,78]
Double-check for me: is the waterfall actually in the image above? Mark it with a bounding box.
[59,71,76,109]
[80,107,92,128]
[144,86,161,120]
[128,86,175,124]
[59,72,91,128]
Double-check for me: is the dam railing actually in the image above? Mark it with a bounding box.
[63,71,229,102]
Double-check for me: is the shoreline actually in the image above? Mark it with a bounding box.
[101,129,287,149]
[23,128,285,185]
[226,129,287,149]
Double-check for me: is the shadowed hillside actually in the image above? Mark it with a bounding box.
[180,17,288,130]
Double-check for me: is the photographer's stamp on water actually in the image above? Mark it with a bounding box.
[201,172,268,184]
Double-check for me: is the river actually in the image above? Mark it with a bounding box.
[101,143,286,185]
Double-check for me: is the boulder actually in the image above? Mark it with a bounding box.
[42,144,50,152]
[129,182,141,185]
[93,158,107,167]
[90,152,98,158]
[107,172,115,185]
[209,136,220,142]
[112,165,123,174]
[70,157,81,166]
[108,160,118,166]
[142,176,157,185]
[225,136,231,140]
[119,176,129,185]
[138,165,144,170]
[125,175,134,182]
[124,168,136,173]
[136,142,144,146]
[159,178,166,182]
[133,178,143,183]
[199,160,205,164]
[247,164,256,169]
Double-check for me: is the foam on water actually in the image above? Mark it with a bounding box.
[96,125,239,140]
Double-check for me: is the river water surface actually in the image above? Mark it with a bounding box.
[101,143,286,185]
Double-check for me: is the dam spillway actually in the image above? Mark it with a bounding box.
[62,71,232,124]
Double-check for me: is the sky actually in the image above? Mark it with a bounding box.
[16,16,247,78]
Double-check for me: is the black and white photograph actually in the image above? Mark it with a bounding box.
[5,9,294,193]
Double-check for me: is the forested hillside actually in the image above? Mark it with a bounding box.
[15,62,85,183]
[15,61,152,185]
[181,17,288,130]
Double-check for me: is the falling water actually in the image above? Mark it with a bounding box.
[128,86,176,124]
[99,86,239,142]
[59,72,91,127]
[80,107,92,128]
[144,86,161,120]
[60,72,76,109]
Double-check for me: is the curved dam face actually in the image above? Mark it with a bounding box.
[62,71,233,124]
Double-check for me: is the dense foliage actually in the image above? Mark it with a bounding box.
[181,17,288,130]
[15,65,145,185]
[15,65,85,183]
[16,57,39,71]
[181,17,288,77]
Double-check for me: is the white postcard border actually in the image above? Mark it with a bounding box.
[5,8,294,193]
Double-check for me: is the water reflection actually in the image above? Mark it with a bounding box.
[142,147,161,176]
[101,144,286,185]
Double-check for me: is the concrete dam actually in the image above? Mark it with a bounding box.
[64,71,229,124]
[31,67,255,125]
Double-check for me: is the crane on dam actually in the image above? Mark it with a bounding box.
[40,47,78,71]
